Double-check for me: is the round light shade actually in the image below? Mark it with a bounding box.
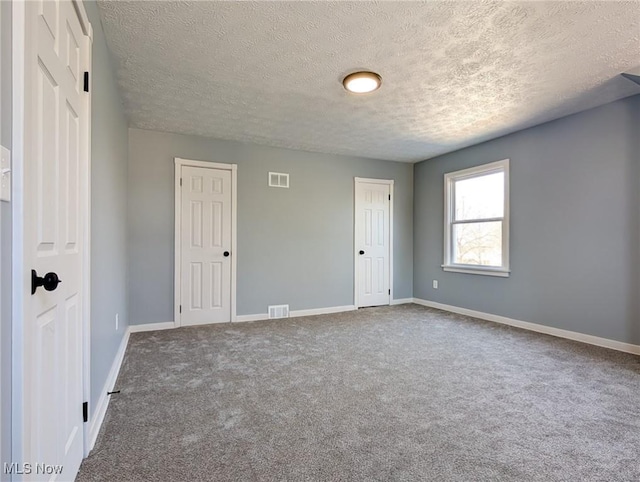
[343,71,382,94]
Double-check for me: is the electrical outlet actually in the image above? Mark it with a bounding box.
[1,146,11,202]
[433,280,439,289]
[115,313,119,331]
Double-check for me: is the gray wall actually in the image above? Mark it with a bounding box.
[414,95,640,345]
[1,0,12,476]
[128,128,413,323]
[85,1,130,415]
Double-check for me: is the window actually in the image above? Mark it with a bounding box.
[443,159,509,277]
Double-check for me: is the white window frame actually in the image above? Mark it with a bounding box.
[443,159,510,277]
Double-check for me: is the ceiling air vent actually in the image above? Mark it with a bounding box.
[268,304,289,319]
[268,172,289,188]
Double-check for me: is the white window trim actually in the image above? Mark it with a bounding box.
[443,159,510,277]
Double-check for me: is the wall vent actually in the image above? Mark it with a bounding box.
[268,304,290,319]
[268,172,289,188]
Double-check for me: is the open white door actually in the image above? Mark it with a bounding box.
[355,178,393,308]
[176,160,237,326]
[18,1,91,479]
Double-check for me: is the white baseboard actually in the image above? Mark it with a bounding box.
[412,298,640,356]
[234,313,268,323]
[128,321,176,333]
[235,304,357,323]
[290,305,356,318]
[88,328,130,451]
[390,298,413,305]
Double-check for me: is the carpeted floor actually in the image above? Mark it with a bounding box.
[77,305,640,481]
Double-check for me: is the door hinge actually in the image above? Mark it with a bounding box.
[388,194,391,201]
[388,289,391,295]
[179,305,182,313]
[180,178,182,187]
[83,72,89,92]
[82,402,88,423]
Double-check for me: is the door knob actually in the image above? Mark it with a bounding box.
[359,250,365,255]
[223,251,230,257]
[32,270,62,295]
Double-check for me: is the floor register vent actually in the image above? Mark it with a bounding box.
[268,304,290,319]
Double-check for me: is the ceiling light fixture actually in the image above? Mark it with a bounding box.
[342,71,382,94]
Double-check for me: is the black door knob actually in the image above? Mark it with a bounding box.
[32,270,62,295]
[359,250,365,255]
[223,251,230,257]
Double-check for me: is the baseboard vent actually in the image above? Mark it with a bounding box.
[268,304,289,319]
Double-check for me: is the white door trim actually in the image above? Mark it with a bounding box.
[11,1,26,469]
[353,177,394,308]
[174,158,238,326]
[11,0,93,467]
[0,1,3,465]
[77,0,93,457]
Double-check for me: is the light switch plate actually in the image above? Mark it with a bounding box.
[1,145,11,202]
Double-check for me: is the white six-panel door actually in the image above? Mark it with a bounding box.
[180,166,232,325]
[23,1,90,479]
[355,179,392,308]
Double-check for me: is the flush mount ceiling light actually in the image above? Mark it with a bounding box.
[342,71,382,94]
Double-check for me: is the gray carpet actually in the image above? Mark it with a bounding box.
[77,305,640,481]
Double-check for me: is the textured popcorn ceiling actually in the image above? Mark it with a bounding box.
[97,1,640,162]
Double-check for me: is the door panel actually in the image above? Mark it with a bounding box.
[190,201,203,247]
[181,166,232,325]
[355,181,391,308]
[211,202,223,247]
[65,103,79,251]
[190,263,203,310]
[36,62,59,254]
[210,262,223,308]
[24,1,88,479]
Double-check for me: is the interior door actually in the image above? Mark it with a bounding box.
[180,166,232,325]
[355,180,391,308]
[23,0,89,479]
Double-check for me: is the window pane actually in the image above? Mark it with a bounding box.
[452,221,502,266]
[454,171,504,220]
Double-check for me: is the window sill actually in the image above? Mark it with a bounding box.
[441,265,510,277]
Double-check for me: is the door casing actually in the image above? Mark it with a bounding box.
[354,177,394,308]
[174,158,237,326]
